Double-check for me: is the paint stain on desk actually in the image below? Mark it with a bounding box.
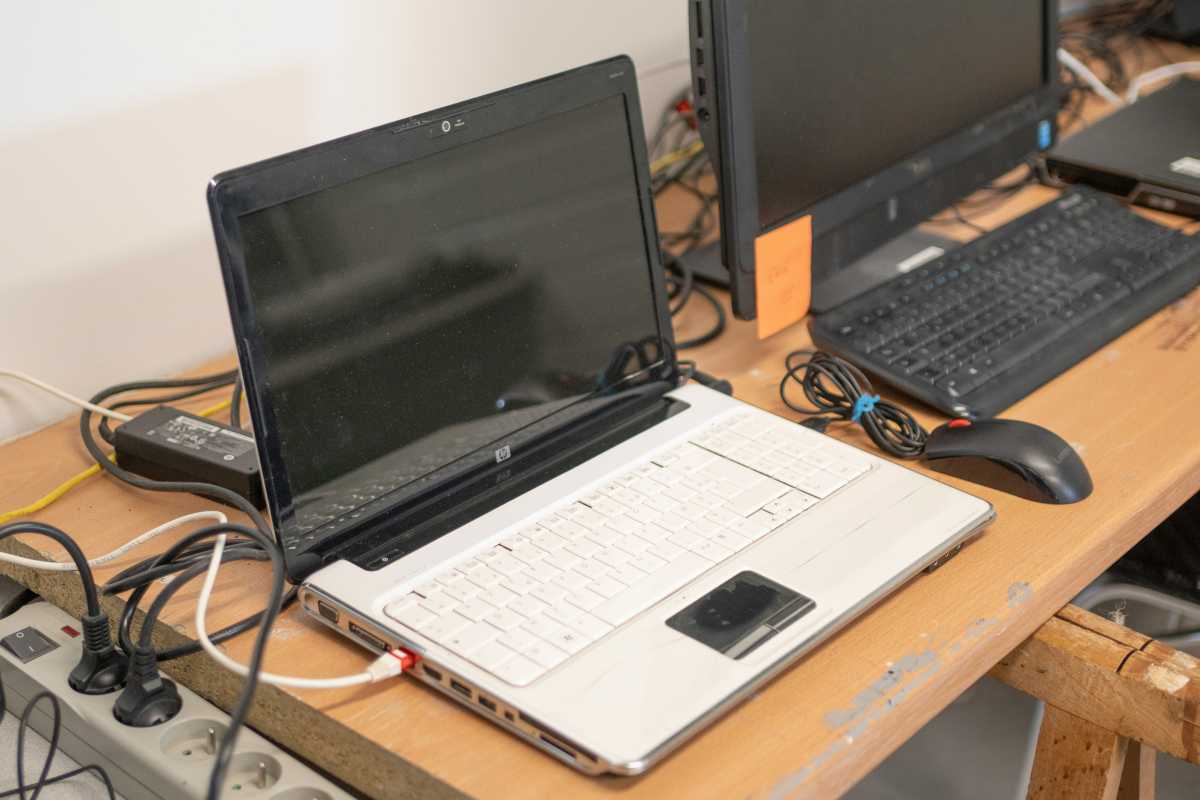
[763,581,1034,799]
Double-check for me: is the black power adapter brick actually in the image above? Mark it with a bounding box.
[113,406,265,509]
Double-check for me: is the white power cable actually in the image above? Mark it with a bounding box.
[0,370,133,422]
[195,534,408,689]
[1057,47,1125,107]
[1126,61,1200,102]
[0,511,228,571]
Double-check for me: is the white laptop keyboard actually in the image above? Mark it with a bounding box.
[383,411,875,686]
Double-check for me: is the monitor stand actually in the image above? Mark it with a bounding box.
[672,228,959,315]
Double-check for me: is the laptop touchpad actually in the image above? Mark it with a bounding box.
[666,571,815,660]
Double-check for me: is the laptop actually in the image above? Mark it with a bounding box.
[1045,77,1200,218]
[207,56,994,774]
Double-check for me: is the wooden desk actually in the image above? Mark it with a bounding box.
[4,51,1200,800]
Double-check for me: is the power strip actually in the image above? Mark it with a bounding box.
[0,601,353,800]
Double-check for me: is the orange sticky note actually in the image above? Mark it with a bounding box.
[754,215,812,339]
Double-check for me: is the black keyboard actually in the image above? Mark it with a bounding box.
[810,186,1200,417]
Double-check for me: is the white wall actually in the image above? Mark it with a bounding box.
[0,1,691,443]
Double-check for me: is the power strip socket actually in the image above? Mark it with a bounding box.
[0,601,353,800]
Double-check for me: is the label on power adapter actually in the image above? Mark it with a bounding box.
[147,414,255,463]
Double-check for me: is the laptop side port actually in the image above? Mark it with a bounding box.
[539,735,576,761]
[450,679,472,698]
[347,622,388,652]
[315,600,339,624]
[422,665,443,683]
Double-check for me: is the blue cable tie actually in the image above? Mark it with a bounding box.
[850,394,880,423]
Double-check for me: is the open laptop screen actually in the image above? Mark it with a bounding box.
[233,92,667,555]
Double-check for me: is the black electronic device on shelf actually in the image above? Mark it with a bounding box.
[809,186,1200,417]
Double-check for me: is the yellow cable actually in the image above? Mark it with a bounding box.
[650,139,704,176]
[198,398,232,417]
[0,454,116,525]
[0,396,236,524]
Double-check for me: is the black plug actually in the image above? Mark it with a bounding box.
[68,611,127,694]
[113,646,181,726]
[690,368,733,396]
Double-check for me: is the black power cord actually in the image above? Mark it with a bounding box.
[0,523,125,695]
[6,683,116,800]
[72,374,287,797]
[780,350,929,459]
[665,254,727,349]
[106,538,298,664]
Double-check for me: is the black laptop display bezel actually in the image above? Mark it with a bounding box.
[206,56,676,578]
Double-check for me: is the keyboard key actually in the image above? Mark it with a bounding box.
[586,575,627,599]
[470,640,517,672]
[793,471,845,499]
[508,594,550,620]
[486,553,527,577]
[648,540,686,562]
[614,534,651,555]
[417,591,459,616]
[667,530,704,550]
[492,654,543,686]
[711,529,753,551]
[522,639,570,670]
[610,561,651,586]
[384,599,436,630]
[523,561,561,584]
[573,559,610,583]
[446,620,500,654]
[565,538,603,560]
[545,549,583,572]
[604,514,641,536]
[704,507,742,528]
[508,542,548,565]
[592,552,711,626]
[421,611,473,641]
[726,479,789,516]
[528,529,569,552]
[414,581,442,598]
[585,525,622,547]
[636,523,672,543]
[595,547,634,569]
[551,569,591,593]
[530,583,568,606]
[462,563,504,588]
[729,517,771,541]
[565,612,613,641]
[501,572,541,596]
[565,588,605,612]
[457,598,498,622]
[440,579,482,603]
[484,608,526,632]
[478,585,519,609]
[690,539,735,563]
[525,616,591,655]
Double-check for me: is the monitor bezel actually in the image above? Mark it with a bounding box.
[696,0,1063,320]
[206,56,676,578]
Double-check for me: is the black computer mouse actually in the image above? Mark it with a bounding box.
[922,418,1093,504]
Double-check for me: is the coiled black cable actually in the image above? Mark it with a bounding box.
[780,350,929,459]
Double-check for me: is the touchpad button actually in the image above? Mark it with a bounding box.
[665,571,815,659]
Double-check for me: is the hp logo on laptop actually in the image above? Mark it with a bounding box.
[494,445,512,464]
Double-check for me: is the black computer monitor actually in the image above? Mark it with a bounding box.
[690,0,1061,319]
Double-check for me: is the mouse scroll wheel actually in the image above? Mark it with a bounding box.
[948,419,972,429]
